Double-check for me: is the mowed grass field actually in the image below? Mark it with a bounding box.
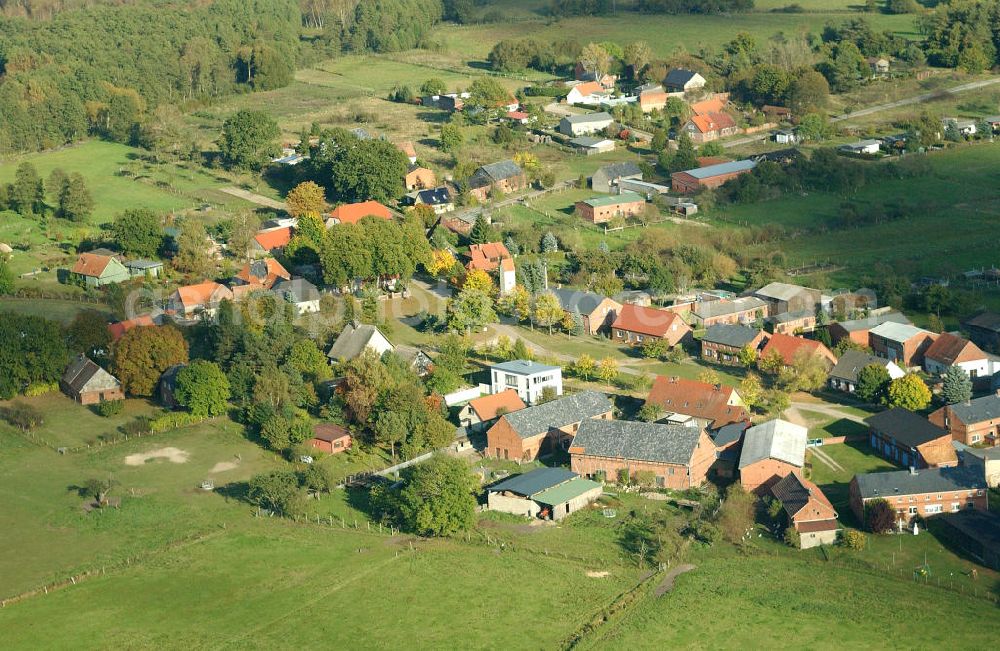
[0,141,244,220]
[713,143,1000,286]
[1,404,998,647]
[584,546,1000,650]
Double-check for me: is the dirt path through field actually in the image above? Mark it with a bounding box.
[654,564,696,597]
[219,187,287,211]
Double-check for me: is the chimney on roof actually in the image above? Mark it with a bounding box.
[909,466,917,476]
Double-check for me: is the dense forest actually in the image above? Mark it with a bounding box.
[0,0,445,153]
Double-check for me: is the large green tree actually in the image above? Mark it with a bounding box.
[856,364,891,403]
[112,208,163,258]
[0,313,68,399]
[66,309,113,361]
[219,110,280,171]
[11,162,44,216]
[397,455,478,536]
[175,360,231,417]
[113,325,189,396]
[325,137,408,203]
[57,173,93,222]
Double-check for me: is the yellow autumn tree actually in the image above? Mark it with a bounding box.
[286,181,326,217]
[427,249,457,276]
[463,268,493,293]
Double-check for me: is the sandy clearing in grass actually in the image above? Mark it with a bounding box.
[586,571,609,578]
[209,461,239,473]
[124,447,190,466]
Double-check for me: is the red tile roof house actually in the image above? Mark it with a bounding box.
[60,354,124,405]
[167,281,234,320]
[486,391,613,462]
[251,226,293,256]
[929,391,1000,446]
[234,258,290,290]
[759,332,837,369]
[309,423,352,454]
[868,322,938,370]
[458,389,526,434]
[923,332,996,381]
[671,159,757,193]
[849,466,988,528]
[738,419,807,494]
[570,419,716,489]
[771,473,840,549]
[681,111,739,143]
[326,200,393,226]
[645,376,750,432]
[70,252,130,288]
[611,304,692,347]
[466,242,516,294]
[866,407,958,469]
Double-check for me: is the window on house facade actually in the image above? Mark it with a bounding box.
[505,374,518,387]
[972,434,981,443]
[951,502,961,512]
[656,476,665,487]
[925,504,942,514]
[908,506,918,515]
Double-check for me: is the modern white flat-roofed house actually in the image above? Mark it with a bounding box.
[490,360,563,405]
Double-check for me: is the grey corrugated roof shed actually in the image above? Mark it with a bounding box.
[572,419,704,465]
[551,288,613,315]
[477,159,524,182]
[594,161,642,179]
[965,311,1000,332]
[694,296,767,319]
[865,407,948,448]
[836,311,911,332]
[272,278,320,303]
[503,391,613,439]
[61,354,120,394]
[327,322,388,360]
[738,419,807,469]
[869,322,932,343]
[829,350,893,384]
[487,467,577,497]
[702,324,761,348]
[854,466,985,499]
[948,394,1000,425]
[562,112,613,124]
[570,136,608,148]
[681,159,756,179]
[755,282,818,302]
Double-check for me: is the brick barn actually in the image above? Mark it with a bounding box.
[61,354,124,405]
[738,419,807,493]
[486,391,613,462]
[570,419,716,489]
[310,423,352,454]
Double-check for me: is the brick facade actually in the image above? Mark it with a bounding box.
[740,458,801,494]
[486,410,613,462]
[575,198,645,224]
[570,431,716,489]
[850,482,989,525]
